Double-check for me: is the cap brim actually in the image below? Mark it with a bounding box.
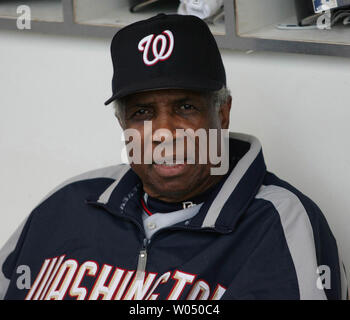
[104,76,223,105]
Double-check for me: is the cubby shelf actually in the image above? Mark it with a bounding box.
[73,0,226,35]
[235,0,350,46]
[0,0,63,23]
[0,0,349,57]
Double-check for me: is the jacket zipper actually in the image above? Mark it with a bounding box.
[135,238,149,281]
[86,199,231,282]
[87,200,152,279]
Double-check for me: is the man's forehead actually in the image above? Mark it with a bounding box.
[124,88,206,105]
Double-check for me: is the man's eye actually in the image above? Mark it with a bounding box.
[133,109,150,117]
[179,104,196,111]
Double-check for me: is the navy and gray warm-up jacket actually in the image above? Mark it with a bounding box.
[0,132,348,300]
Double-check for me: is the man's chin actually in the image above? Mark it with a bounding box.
[146,187,191,203]
[145,175,196,202]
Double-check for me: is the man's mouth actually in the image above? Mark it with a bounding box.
[152,160,189,177]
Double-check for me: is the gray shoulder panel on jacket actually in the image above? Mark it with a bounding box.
[0,164,128,300]
[34,164,129,208]
[256,184,327,300]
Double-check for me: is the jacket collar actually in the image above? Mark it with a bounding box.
[88,132,266,233]
[196,132,266,232]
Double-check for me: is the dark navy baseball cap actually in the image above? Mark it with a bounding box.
[104,13,226,105]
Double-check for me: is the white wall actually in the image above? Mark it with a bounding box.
[1,30,349,278]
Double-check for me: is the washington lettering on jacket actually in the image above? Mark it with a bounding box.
[0,132,348,300]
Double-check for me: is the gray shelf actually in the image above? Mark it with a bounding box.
[0,0,349,57]
[232,0,350,57]
[73,0,225,35]
[0,0,63,22]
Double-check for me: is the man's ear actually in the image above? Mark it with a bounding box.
[113,101,126,129]
[219,95,232,129]
[116,114,125,130]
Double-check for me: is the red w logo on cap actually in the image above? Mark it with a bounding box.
[138,30,174,66]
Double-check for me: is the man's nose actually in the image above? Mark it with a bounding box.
[152,112,177,142]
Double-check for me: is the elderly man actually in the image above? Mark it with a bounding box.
[0,13,347,300]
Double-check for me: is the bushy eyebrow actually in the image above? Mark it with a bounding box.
[173,97,190,104]
[129,103,154,108]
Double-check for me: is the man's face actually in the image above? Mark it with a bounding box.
[119,88,231,202]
